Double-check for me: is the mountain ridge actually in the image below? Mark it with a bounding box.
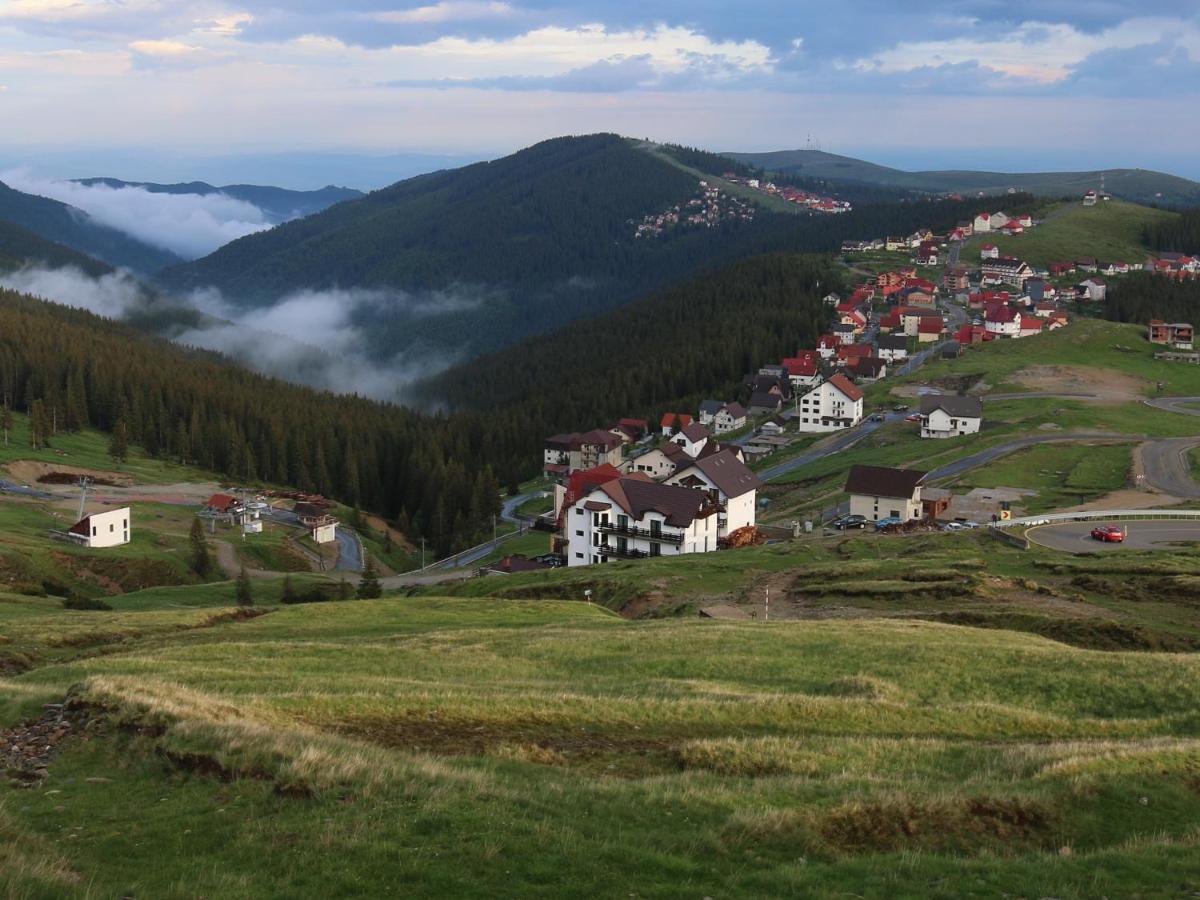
[724,148,1200,206]
[74,178,363,222]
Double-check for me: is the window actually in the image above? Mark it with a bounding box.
[576,553,584,559]
[110,524,115,532]
[576,508,583,516]
[575,530,583,537]
[650,543,661,557]
[92,526,97,536]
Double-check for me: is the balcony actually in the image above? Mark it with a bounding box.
[595,522,684,544]
[595,542,651,560]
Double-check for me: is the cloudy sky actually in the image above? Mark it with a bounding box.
[1,1,1198,186]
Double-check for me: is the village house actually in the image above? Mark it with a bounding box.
[915,241,939,266]
[919,395,982,439]
[672,422,712,458]
[980,244,999,260]
[666,449,762,537]
[844,465,927,523]
[712,403,748,434]
[660,412,693,437]
[781,353,821,388]
[917,317,946,343]
[607,419,649,445]
[565,475,721,566]
[876,334,910,362]
[981,256,1033,287]
[955,324,992,345]
[572,430,625,472]
[984,304,1019,337]
[943,266,970,293]
[1018,315,1044,338]
[847,356,888,381]
[1049,261,1075,277]
[1076,277,1107,301]
[697,400,725,425]
[795,373,864,433]
[831,322,857,345]
[759,416,788,437]
[1148,320,1195,350]
[68,506,131,548]
[1076,257,1098,273]
[815,335,840,360]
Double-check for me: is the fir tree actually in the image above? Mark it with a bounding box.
[108,418,129,464]
[337,576,354,602]
[235,566,254,606]
[356,559,382,599]
[189,517,212,578]
[280,574,297,604]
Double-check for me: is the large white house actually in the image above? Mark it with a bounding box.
[565,476,721,566]
[876,334,909,362]
[795,373,864,433]
[666,449,762,537]
[673,422,712,458]
[68,507,131,548]
[844,466,926,522]
[919,395,983,439]
[712,403,748,434]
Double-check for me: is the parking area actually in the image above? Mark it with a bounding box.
[1027,520,1200,552]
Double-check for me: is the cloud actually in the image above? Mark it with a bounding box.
[368,2,517,25]
[0,169,272,258]
[0,264,486,401]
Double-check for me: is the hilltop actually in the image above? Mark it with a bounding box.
[725,148,1200,206]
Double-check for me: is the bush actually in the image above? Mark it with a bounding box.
[61,595,113,611]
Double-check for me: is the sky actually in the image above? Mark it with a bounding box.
[1,1,1199,187]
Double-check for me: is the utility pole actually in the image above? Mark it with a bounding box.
[420,537,426,569]
[765,587,769,621]
[493,514,497,542]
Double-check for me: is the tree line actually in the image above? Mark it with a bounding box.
[1142,207,1200,255]
[1102,271,1200,325]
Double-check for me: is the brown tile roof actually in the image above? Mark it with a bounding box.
[598,478,714,527]
[680,449,763,499]
[679,422,712,443]
[844,465,927,500]
[827,373,864,402]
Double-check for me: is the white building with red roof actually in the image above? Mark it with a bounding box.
[795,373,864,433]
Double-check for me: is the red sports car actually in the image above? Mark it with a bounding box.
[1090,525,1125,542]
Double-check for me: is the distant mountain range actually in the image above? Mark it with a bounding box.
[723,149,1200,207]
[74,178,363,223]
[0,180,181,273]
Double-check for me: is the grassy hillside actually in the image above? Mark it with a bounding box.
[2,585,1200,897]
[724,149,1200,206]
[0,181,180,273]
[963,199,1175,267]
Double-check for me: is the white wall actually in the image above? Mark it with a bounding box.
[312,522,337,544]
[921,409,981,439]
[81,507,130,548]
[848,494,922,522]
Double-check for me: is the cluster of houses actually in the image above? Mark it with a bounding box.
[199,492,338,544]
[1148,320,1195,351]
[720,172,851,213]
[541,415,765,567]
[634,181,755,238]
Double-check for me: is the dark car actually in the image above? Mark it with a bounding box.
[835,514,868,530]
[893,404,909,412]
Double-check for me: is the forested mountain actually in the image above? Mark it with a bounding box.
[418,254,838,477]
[0,181,180,273]
[160,134,1024,364]
[75,178,363,223]
[1103,272,1200,325]
[0,252,832,555]
[1143,207,1200,254]
[0,219,114,277]
[724,149,1200,207]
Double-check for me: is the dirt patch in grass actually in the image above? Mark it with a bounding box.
[818,795,1052,854]
[321,713,676,776]
[1007,365,1149,402]
[5,461,133,488]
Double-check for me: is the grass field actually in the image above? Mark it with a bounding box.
[962,200,1174,268]
[3,586,1200,898]
[953,443,1133,513]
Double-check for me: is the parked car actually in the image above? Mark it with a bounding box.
[835,515,868,530]
[893,404,909,412]
[905,413,921,422]
[1090,525,1125,543]
[869,413,886,422]
[961,521,982,529]
[942,522,965,531]
[874,516,904,531]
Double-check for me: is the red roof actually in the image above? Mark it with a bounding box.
[782,355,818,377]
[918,318,945,334]
[206,493,240,512]
[660,413,693,429]
[986,306,1017,323]
[981,243,997,251]
[826,372,864,402]
[1019,316,1044,331]
[879,312,902,328]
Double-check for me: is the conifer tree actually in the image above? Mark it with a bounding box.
[235,566,254,606]
[356,559,382,599]
[108,418,129,464]
[280,574,297,604]
[189,517,212,578]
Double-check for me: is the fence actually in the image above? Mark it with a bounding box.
[988,508,1200,549]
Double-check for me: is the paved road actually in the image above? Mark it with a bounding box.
[264,507,363,572]
[1028,520,1200,552]
[1146,397,1200,417]
[0,479,53,499]
[1140,437,1200,498]
[757,412,910,482]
